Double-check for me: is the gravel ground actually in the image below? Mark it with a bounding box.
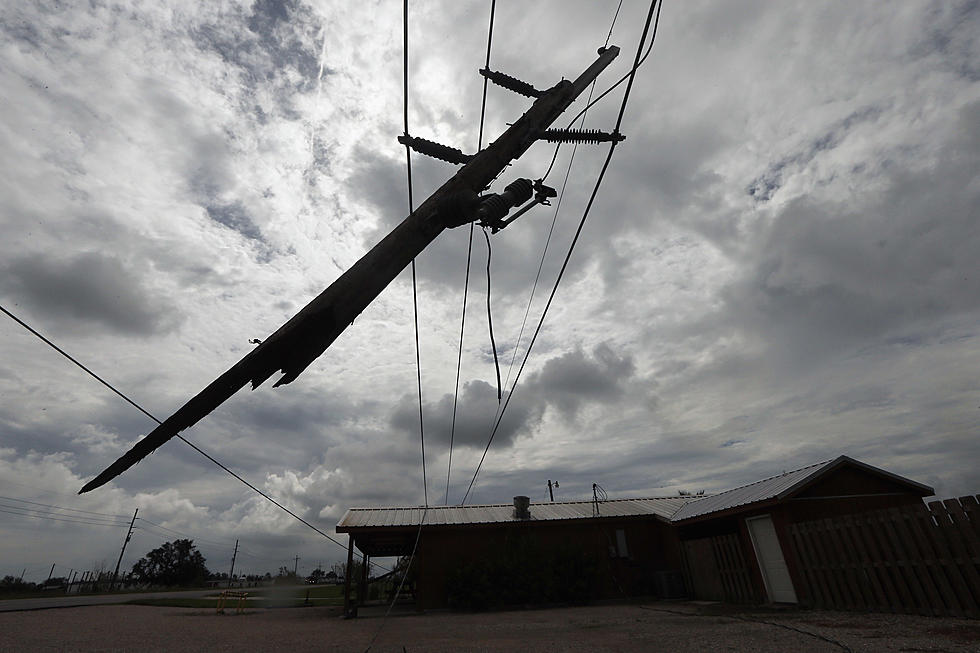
[0,602,977,653]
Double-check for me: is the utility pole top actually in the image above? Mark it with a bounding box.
[81,46,622,494]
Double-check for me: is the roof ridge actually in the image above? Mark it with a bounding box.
[685,457,836,502]
[346,496,694,511]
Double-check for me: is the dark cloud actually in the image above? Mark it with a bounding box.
[390,379,542,450]
[390,342,635,449]
[0,252,182,336]
[529,342,635,417]
[206,201,263,242]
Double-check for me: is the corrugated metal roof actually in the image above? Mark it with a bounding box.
[337,496,691,530]
[670,458,836,521]
[336,455,933,531]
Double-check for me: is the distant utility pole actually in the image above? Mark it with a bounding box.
[548,479,559,502]
[81,45,623,494]
[293,555,299,577]
[47,563,56,582]
[228,539,239,588]
[110,508,138,591]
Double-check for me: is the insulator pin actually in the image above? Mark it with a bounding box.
[539,129,625,144]
[479,68,542,98]
[397,134,473,165]
[478,178,534,229]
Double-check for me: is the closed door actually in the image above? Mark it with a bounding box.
[746,515,797,603]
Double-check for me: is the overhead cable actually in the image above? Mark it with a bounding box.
[401,0,429,509]
[0,303,388,571]
[446,0,496,507]
[462,0,663,504]
[542,0,662,181]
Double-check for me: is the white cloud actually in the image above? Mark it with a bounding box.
[1,0,978,581]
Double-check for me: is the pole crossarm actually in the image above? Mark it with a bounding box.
[79,46,620,494]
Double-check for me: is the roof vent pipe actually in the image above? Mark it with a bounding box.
[513,495,531,520]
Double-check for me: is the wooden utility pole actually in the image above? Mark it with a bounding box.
[81,46,621,494]
[110,508,138,591]
[343,537,355,618]
[227,539,239,587]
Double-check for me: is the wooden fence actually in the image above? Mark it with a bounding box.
[789,496,980,617]
[682,532,755,603]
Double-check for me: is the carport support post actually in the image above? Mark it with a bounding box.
[343,536,356,618]
[357,552,368,607]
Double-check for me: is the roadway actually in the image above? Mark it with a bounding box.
[0,589,215,612]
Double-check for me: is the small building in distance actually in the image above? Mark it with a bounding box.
[335,455,934,612]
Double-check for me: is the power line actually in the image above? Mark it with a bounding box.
[0,500,129,524]
[0,302,387,571]
[134,517,237,549]
[542,0,661,182]
[0,506,129,528]
[499,0,627,402]
[462,0,664,504]
[0,495,128,520]
[447,0,496,508]
[401,0,428,509]
[483,228,503,403]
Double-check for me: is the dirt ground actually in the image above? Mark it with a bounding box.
[0,602,978,653]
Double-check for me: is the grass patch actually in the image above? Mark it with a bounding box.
[244,584,345,600]
[127,598,220,609]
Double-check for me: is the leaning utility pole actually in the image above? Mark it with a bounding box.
[81,45,622,494]
[227,539,239,588]
[110,508,138,591]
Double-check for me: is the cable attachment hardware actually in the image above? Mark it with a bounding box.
[398,134,473,165]
[479,178,533,233]
[532,178,557,206]
[476,178,558,234]
[479,68,542,98]
[539,128,626,144]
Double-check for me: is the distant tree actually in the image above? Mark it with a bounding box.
[44,576,68,588]
[307,568,325,583]
[274,566,299,585]
[1,575,37,593]
[131,539,209,587]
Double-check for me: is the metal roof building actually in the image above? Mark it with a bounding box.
[334,455,934,613]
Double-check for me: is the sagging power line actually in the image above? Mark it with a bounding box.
[461,0,664,504]
[0,303,387,572]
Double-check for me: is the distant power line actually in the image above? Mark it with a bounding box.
[0,505,129,528]
[0,495,129,519]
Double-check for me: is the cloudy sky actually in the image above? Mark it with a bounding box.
[2,0,978,582]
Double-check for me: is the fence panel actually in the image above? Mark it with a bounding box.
[682,532,755,603]
[790,495,980,617]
